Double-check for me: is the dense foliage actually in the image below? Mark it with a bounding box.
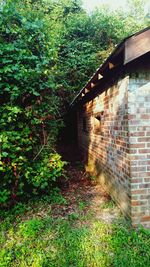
[0,0,149,204]
[0,0,66,203]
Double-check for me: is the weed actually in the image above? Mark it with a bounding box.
[100,200,115,209]
[78,201,86,212]
[68,212,79,221]
[18,218,44,239]
[41,188,68,205]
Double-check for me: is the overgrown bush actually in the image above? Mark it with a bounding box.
[0,0,65,204]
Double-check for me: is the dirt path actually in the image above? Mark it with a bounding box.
[54,144,121,223]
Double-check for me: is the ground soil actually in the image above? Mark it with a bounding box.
[55,144,121,223]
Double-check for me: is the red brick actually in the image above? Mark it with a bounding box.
[132,178,143,183]
[141,216,150,222]
[140,195,150,200]
[131,189,148,195]
[130,132,145,137]
[141,114,150,119]
[139,184,150,189]
[131,166,146,172]
[144,178,150,182]
[131,201,140,206]
[139,149,150,154]
[130,143,145,148]
[129,120,141,125]
[138,137,150,142]
[138,160,150,165]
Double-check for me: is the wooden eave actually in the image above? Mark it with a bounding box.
[124,28,150,64]
[70,26,150,107]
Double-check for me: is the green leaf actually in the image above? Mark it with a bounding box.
[2,152,9,157]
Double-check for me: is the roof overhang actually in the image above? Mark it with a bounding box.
[71,26,150,107]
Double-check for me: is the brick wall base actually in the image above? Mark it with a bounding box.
[85,153,131,218]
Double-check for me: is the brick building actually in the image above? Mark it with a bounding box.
[71,27,150,227]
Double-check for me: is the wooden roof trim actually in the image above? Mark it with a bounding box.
[124,28,150,64]
[70,26,150,107]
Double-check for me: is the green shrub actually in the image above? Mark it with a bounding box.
[0,1,65,204]
[25,153,67,193]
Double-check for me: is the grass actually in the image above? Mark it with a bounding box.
[0,191,150,267]
[100,200,115,209]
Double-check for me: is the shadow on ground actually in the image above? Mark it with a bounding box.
[56,143,121,224]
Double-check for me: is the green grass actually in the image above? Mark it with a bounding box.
[0,194,150,267]
[100,200,116,209]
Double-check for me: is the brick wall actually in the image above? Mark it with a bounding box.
[78,75,131,217]
[77,63,150,227]
[128,67,150,227]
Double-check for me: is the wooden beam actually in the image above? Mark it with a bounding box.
[91,82,95,88]
[98,73,103,80]
[109,62,115,69]
[124,28,150,64]
[85,88,90,93]
[81,89,86,97]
